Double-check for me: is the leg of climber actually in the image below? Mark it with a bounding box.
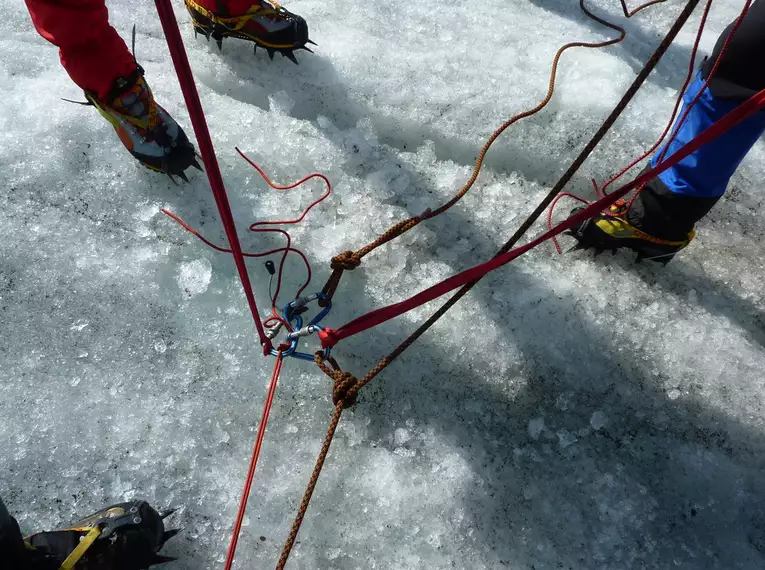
[24,0,199,179]
[184,0,312,62]
[571,0,765,261]
[24,0,135,99]
[0,496,32,569]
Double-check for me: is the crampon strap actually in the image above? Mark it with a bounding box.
[185,0,278,29]
[59,527,101,570]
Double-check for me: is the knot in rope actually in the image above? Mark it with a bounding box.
[332,371,359,408]
[330,251,361,271]
[315,352,360,408]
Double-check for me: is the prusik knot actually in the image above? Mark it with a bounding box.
[332,372,359,408]
[330,251,361,271]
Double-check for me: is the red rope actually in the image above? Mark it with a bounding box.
[153,0,272,354]
[162,153,331,322]
[548,0,753,251]
[164,157,331,567]
[599,0,714,196]
[238,148,332,305]
[224,354,285,570]
[319,84,765,349]
[622,0,753,212]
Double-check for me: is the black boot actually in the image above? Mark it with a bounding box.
[23,500,179,570]
[569,170,717,263]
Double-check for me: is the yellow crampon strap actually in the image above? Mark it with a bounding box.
[184,0,279,31]
[86,81,156,132]
[58,526,102,570]
[595,216,694,247]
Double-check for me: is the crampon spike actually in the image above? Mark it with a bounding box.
[176,170,190,183]
[253,44,257,54]
[301,46,314,54]
[152,554,177,565]
[306,39,317,46]
[160,508,178,519]
[267,47,276,60]
[216,37,223,51]
[61,98,92,106]
[638,251,674,265]
[567,242,587,253]
[190,158,203,172]
[283,50,299,65]
[166,173,179,186]
[162,529,181,544]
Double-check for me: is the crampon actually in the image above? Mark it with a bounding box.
[84,66,202,183]
[24,500,179,570]
[68,26,202,183]
[567,201,695,264]
[185,0,315,64]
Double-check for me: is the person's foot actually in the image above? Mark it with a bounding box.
[569,200,695,263]
[86,66,200,182]
[25,500,179,569]
[185,0,313,63]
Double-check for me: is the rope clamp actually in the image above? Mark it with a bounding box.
[287,324,322,339]
[267,292,333,361]
[265,321,284,340]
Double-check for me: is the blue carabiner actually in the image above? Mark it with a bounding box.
[309,294,332,327]
[268,293,333,361]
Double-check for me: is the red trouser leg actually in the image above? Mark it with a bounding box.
[25,0,136,99]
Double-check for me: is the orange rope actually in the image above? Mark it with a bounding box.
[276,2,706,569]
[319,0,669,305]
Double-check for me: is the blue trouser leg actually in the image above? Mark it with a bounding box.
[651,72,765,199]
[628,0,765,240]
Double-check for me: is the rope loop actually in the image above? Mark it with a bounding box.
[330,251,362,271]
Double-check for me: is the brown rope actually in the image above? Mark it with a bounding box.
[319,0,668,304]
[320,251,364,306]
[314,353,360,407]
[619,0,667,17]
[277,0,700,567]
[330,251,362,271]
[276,399,345,570]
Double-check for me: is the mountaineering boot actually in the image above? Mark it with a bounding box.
[569,199,695,264]
[23,500,179,570]
[185,0,313,63]
[84,66,201,182]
